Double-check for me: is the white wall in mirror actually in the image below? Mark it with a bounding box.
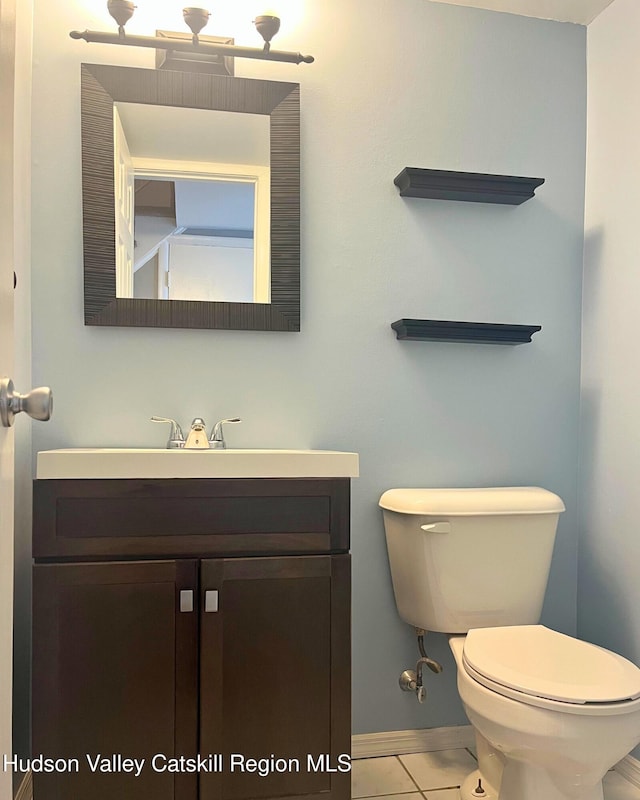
[165,236,254,302]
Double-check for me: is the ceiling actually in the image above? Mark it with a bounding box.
[427,0,615,25]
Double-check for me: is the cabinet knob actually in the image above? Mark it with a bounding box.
[205,590,219,613]
[179,590,194,613]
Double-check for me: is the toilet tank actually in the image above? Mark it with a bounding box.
[380,487,565,633]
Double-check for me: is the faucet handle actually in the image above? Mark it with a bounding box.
[151,416,185,449]
[209,418,242,449]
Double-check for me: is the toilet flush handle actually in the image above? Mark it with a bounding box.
[420,522,451,534]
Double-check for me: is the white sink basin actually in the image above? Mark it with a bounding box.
[37,448,360,480]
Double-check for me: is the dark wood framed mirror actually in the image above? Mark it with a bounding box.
[81,63,300,330]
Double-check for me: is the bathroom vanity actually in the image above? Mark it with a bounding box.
[32,449,358,800]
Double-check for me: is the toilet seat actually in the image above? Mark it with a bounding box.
[462,625,640,716]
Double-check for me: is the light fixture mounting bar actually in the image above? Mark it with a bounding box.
[69,29,314,64]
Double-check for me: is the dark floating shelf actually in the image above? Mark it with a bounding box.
[394,168,545,205]
[391,319,541,345]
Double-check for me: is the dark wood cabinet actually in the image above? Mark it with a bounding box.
[199,555,350,800]
[32,560,199,800]
[32,479,351,800]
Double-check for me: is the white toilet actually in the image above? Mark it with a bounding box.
[380,487,640,800]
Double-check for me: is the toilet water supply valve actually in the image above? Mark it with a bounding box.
[399,629,443,703]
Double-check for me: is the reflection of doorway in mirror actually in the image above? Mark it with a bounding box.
[127,160,270,303]
[113,102,271,305]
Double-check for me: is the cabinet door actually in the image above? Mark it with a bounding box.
[200,555,351,800]
[32,560,198,800]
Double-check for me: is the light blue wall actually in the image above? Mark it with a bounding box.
[580,0,640,761]
[31,0,586,734]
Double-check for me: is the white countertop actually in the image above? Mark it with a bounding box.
[36,448,360,480]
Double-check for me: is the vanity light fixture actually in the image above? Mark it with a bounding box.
[69,2,314,70]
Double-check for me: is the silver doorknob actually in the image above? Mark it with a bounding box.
[0,378,53,427]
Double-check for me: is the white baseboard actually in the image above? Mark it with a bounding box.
[616,755,640,790]
[14,771,32,800]
[351,725,475,759]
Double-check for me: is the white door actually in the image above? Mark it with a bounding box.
[114,106,135,297]
[1,2,47,794]
[0,0,18,792]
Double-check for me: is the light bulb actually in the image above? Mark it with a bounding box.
[254,14,280,50]
[125,1,189,34]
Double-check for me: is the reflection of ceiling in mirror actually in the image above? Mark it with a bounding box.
[174,181,254,232]
[115,103,270,166]
[133,179,255,234]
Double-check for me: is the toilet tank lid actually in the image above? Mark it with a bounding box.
[378,487,565,516]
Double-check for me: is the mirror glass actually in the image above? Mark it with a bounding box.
[114,103,271,303]
[81,64,300,331]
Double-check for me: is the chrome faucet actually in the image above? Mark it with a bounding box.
[151,416,242,449]
[184,418,209,449]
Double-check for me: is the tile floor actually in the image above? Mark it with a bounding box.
[351,749,640,799]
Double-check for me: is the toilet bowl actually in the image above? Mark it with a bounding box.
[450,629,640,800]
[379,487,640,800]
